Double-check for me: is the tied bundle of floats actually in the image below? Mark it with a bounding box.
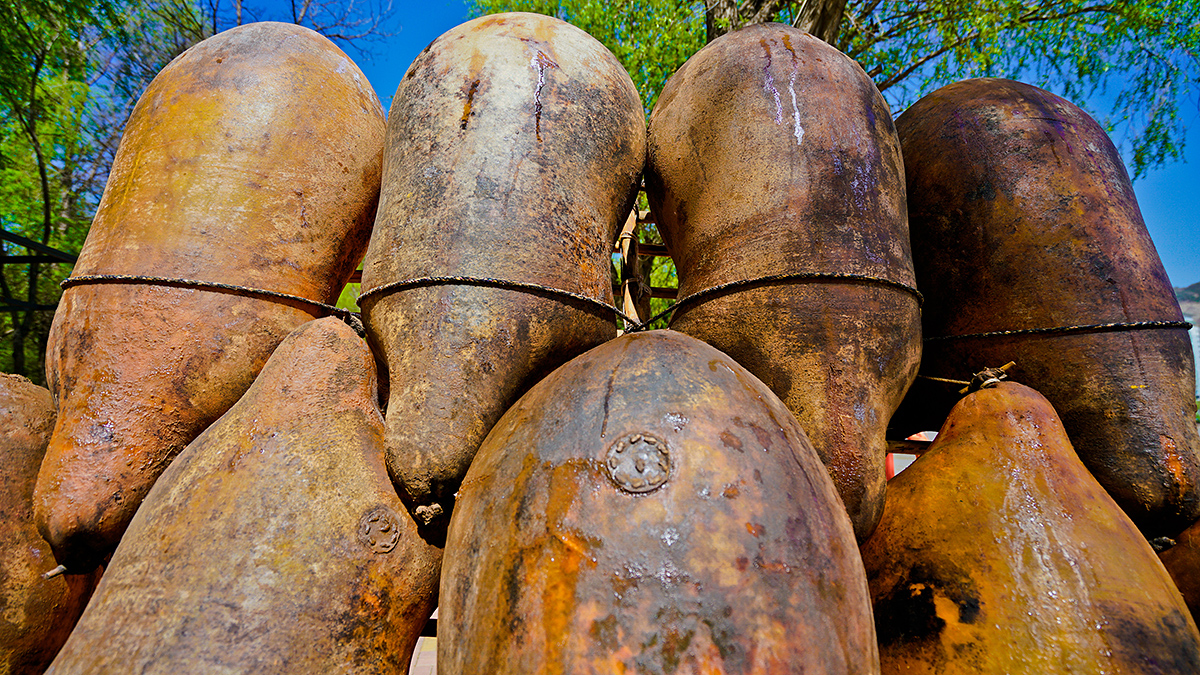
[2,12,1199,675]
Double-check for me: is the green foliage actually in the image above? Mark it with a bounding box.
[337,283,363,312]
[0,0,392,382]
[0,0,204,382]
[0,0,105,382]
[840,0,1200,179]
[0,0,392,381]
[0,71,91,253]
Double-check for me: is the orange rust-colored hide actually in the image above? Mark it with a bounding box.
[0,374,101,673]
[46,318,441,674]
[862,381,1200,674]
[892,77,1199,538]
[440,330,879,674]
[645,23,921,543]
[361,12,645,526]
[1160,517,1200,624]
[37,21,385,569]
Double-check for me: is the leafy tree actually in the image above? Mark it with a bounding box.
[706,0,847,44]
[0,0,211,383]
[0,0,106,382]
[195,0,395,56]
[0,0,393,381]
[840,0,1200,178]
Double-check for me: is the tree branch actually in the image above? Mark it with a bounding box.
[876,28,979,91]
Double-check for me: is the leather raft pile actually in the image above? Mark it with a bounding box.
[5,13,1200,675]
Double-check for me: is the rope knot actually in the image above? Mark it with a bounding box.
[965,361,1016,394]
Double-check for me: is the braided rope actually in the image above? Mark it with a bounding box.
[641,271,925,328]
[60,274,365,336]
[68,273,1174,346]
[356,275,643,327]
[924,320,1193,343]
[357,271,924,333]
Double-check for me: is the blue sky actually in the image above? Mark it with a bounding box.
[332,1,1198,289]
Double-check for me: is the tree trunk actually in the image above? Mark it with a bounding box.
[792,0,847,44]
[705,0,847,44]
[11,311,28,379]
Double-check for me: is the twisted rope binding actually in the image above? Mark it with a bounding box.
[355,275,643,328]
[918,361,1016,394]
[60,274,365,337]
[356,271,923,334]
[638,271,925,328]
[924,320,1193,343]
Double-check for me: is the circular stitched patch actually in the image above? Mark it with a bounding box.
[358,506,401,553]
[606,433,670,494]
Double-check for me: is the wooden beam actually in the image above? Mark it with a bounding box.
[637,243,671,258]
[0,255,70,264]
[886,438,932,455]
[0,299,58,312]
[0,229,78,263]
